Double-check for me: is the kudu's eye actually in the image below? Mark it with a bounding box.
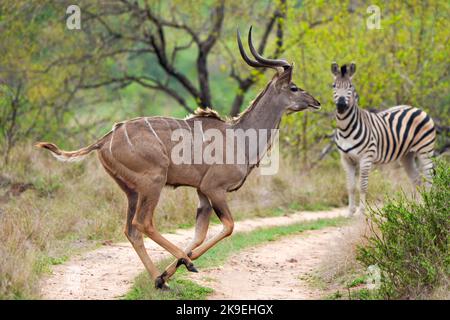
[290,85,299,92]
[332,84,336,88]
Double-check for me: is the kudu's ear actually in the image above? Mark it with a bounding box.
[274,64,293,89]
[331,62,339,76]
[349,62,356,77]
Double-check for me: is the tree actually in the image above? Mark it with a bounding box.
[46,0,288,116]
[0,1,79,163]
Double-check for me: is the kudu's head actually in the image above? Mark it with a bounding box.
[237,27,321,113]
[331,62,358,114]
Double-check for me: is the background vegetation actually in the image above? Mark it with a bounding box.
[357,160,449,299]
[0,0,448,299]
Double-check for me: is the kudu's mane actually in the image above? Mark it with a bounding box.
[187,107,225,122]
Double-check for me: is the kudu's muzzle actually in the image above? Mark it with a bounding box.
[307,93,321,110]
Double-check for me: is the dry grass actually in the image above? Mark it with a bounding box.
[311,216,370,296]
[306,164,416,299]
[0,143,404,299]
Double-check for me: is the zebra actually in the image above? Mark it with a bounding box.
[331,62,436,216]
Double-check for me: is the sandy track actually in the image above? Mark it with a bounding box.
[40,208,347,300]
[188,224,357,300]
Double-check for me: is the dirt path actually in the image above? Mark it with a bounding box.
[40,208,347,300]
[188,223,357,300]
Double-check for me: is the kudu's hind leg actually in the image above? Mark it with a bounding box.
[159,190,213,285]
[100,163,161,285]
[124,193,162,284]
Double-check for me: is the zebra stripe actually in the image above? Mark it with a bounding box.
[331,63,436,217]
[335,104,435,164]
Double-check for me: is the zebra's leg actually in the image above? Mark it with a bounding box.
[358,156,373,216]
[341,155,358,217]
[400,152,420,187]
[417,151,434,189]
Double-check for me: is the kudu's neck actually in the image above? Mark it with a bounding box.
[231,84,284,165]
[233,85,283,130]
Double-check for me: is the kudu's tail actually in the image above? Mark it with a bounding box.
[35,140,103,162]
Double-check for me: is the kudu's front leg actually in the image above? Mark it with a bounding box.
[157,191,213,288]
[158,190,234,286]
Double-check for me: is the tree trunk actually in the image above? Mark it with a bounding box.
[197,51,212,109]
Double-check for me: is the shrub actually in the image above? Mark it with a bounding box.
[357,159,449,299]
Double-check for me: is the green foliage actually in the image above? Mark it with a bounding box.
[1,1,448,162]
[281,0,449,159]
[357,160,450,299]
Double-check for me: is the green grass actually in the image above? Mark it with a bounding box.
[325,288,378,300]
[175,201,332,232]
[324,273,378,300]
[124,260,214,300]
[124,216,348,300]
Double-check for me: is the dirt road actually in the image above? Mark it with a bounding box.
[40,208,348,300]
[188,224,357,299]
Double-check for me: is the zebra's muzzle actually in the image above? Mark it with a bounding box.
[336,97,348,114]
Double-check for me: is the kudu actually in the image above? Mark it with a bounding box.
[36,27,321,289]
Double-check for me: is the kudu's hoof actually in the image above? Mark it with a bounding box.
[186,263,199,273]
[155,273,170,290]
[155,278,170,291]
[177,258,199,273]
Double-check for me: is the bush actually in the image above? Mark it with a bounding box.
[357,159,449,299]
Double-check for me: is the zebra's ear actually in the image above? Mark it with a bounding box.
[349,63,356,77]
[331,62,339,76]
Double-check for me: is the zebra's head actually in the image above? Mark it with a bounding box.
[331,62,358,114]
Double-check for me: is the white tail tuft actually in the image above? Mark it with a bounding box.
[51,153,87,162]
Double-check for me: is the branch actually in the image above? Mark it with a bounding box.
[200,1,225,54]
[196,1,225,109]
[148,34,201,102]
[79,75,194,113]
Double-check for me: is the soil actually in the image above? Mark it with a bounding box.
[188,224,357,299]
[40,207,349,300]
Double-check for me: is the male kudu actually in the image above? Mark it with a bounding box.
[36,27,320,289]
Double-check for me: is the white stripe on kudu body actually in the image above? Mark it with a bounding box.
[123,122,133,147]
[331,62,436,217]
[144,117,164,146]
